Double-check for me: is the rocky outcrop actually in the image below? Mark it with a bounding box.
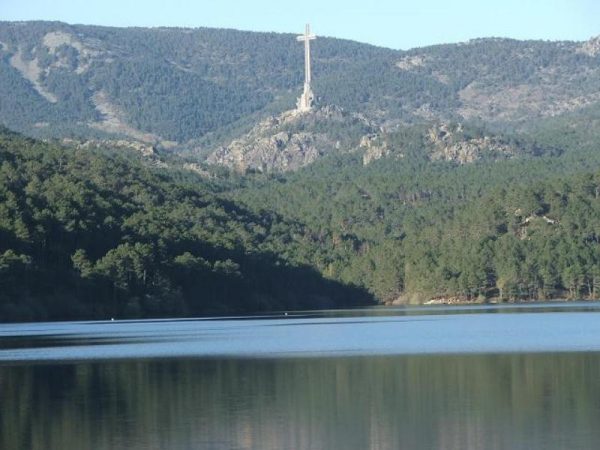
[395,55,427,70]
[427,123,516,164]
[577,36,600,57]
[208,128,328,173]
[361,134,390,165]
[207,115,520,172]
[207,105,378,173]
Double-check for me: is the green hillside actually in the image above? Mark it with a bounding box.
[0,129,371,321]
[0,21,395,143]
[1,22,600,146]
[232,117,600,302]
[1,120,599,322]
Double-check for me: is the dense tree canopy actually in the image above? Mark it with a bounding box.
[1,104,600,321]
[0,129,371,321]
[232,116,600,303]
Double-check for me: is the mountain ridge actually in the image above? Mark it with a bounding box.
[2,21,600,155]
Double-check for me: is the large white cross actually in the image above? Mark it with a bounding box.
[297,24,316,86]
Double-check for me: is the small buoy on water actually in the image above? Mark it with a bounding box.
[284,312,288,316]
[111,318,115,321]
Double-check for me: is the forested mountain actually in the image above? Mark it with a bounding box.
[1,21,600,321]
[1,116,599,321]
[231,116,600,303]
[1,21,600,147]
[0,21,394,144]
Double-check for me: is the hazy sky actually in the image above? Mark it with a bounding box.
[3,0,599,49]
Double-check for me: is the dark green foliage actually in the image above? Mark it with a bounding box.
[232,120,600,303]
[0,130,372,321]
[1,115,599,321]
[0,59,56,131]
[91,59,272,141]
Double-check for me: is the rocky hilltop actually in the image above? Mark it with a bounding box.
[206,106,378,172]
[206,107,524,172]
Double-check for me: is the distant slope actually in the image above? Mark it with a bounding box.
[0,21,394,144]
[1,21,600,147]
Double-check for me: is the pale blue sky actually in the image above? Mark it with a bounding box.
[3,0,599,49]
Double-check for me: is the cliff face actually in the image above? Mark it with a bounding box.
[207,126,327,173]
[359,122,518,167]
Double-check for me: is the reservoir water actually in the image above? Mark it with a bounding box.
[2,302,600,449]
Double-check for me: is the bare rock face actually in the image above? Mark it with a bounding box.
[577,36,600,57]
[208,128,326,173]
[361,134,389,165]
[395,55,427,70]
[427,123,515,164]
[207,106,377,173]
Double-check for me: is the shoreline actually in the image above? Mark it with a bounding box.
[386,295,597,307]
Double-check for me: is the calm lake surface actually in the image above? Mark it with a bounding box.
[2,302,600,449]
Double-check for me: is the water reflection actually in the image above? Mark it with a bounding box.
[2,353,600,449]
